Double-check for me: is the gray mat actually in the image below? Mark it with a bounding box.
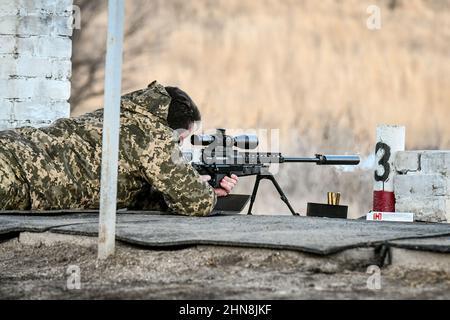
[389,237,450,253]
[0,213,160,235]
[0,214,97,235]
[1,213,449,255]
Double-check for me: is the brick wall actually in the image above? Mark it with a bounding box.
[0,0,72,130]
[395,151,450,223]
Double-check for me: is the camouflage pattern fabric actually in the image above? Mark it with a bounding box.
[0,81,217,216]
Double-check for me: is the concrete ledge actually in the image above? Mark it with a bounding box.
[17,231,450,274]
[17,231,383,271]
[395,150,450,223]
[390,248,450,272]
[19,231,96,248]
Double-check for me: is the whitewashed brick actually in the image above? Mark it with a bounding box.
[0,15,72,37]
[1,1,73,16]
[0,57,71,79]
[396,196,450,223]
[394,174,449,197]
[0,79,35,99]
[0,36,16,54]
[421,151,450,175]
[0,78,70,100]
[0,58,17,78]
[51,59,71,79]
[12,100,70,121]
[0,36,72,58]
[0,0,72,129]
[0,119,53,129]
[0,119,18,130]
[48,101,70,118]
[0,99,14,119]
[15,36,72,58]
[395,151,421,174]
[0,0,47,14]
[35,79,71,100]
[17,0,73,15]
[0,3,19,16]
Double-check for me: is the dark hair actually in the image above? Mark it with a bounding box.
[165,86,201,130]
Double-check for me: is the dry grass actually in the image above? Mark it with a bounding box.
[71,0,450,217]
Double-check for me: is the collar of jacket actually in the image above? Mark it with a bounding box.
[121,80,171,124]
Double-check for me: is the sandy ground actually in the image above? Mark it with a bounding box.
[0,235,449,300]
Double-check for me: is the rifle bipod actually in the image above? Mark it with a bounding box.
[247,174,300,216]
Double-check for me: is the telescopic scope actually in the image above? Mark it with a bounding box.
[191,129,259,150]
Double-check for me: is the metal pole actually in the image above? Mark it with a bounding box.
[98,0,125,259]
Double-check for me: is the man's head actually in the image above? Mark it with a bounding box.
[165,86,201,132]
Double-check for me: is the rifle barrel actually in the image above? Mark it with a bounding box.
[283,155,360,165]
[282,157,320,163]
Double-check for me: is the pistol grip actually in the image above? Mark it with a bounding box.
[210,173,228,188]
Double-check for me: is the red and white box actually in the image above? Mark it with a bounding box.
[366,211,414,222]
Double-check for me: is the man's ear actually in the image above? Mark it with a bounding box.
[192,120,202,133]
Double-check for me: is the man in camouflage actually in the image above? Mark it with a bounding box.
[0,81,238,216]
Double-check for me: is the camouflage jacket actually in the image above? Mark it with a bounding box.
[0,81,217,216]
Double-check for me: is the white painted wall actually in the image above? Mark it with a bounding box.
[0,0,72,130]
[395,151,450,223]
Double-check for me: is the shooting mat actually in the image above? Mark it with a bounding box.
[0,213,449,255]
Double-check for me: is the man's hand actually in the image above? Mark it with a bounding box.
[215,174,239,197]
[200,175,212,183]
[200,174,239,197]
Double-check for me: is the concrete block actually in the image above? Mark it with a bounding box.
[15,36,72,58]
[18,0,73,14]
[395,151,422,174]
[0,36,16,54]
[390,248,450,272]
[0,79,35,99]
[0,3,19,16]
[0,99,14,119]
[19,231,96,248]
[0,78,70,100]
[0,1,72,130]
[421,151,450,175]
[35,79,71,100]
[48,101,71,119]
[395,196,449,223]
[51,58,71,80]
[394,174,449,197]
[0,57,17,78]
[34,36,72,58]
[0,56,49,79]
[0,57,71,80]
[1,36,66,57]
[1,0,73,16]
[0,119,17,130]
[12,100,70,121]
[0,15,72,37]
[0,119,53,129]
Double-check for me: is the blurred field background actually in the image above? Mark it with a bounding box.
[71,0,450,217]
